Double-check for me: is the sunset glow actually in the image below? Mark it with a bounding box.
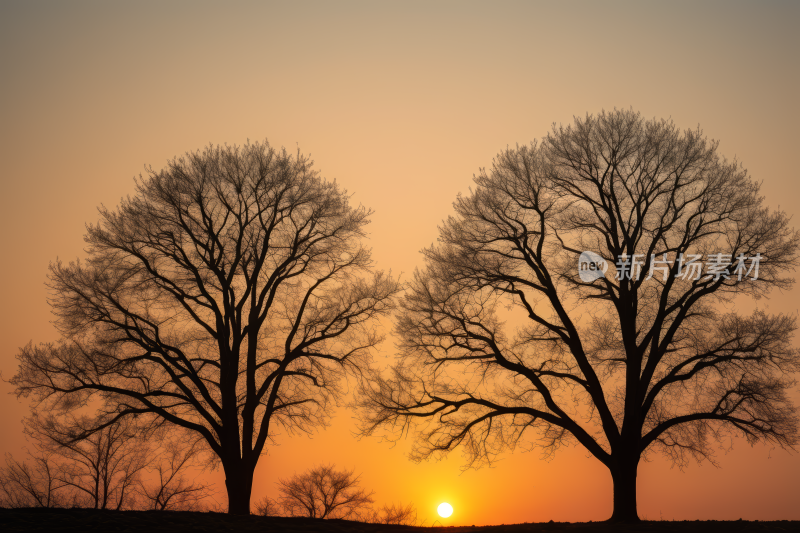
[1,1,799,527]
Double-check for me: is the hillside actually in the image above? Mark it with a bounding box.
[1,508,798,533]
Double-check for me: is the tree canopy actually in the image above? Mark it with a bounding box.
[357,109,800,522]
[12,141,400,514]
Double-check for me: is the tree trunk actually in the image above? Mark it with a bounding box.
[609,459,640,522]
[224,461,254,515]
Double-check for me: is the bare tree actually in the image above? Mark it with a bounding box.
[25,414,150,510]
[349,501,417,525]
[276,464,375,519]
[357,109,800,522]
[254,495,280,516]
[10,140,400,514]
[376,502,417,525]
[0,451,68,508]
[139,437,213,511]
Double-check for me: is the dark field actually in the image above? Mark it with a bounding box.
[1,509,799,533]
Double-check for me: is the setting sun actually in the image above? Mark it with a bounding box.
[437,502,454,518]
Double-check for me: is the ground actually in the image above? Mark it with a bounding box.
[1,509,799,532]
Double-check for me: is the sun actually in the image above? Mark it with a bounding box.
[437,502,453,518]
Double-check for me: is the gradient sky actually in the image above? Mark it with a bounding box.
[1,0,799,525]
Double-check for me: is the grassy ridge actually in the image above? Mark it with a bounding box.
[1,508,797,532]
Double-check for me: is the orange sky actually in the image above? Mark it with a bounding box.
[1,0,799,525]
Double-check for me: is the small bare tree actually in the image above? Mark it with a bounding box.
[0,451,68,508]
[350,501,417,525]
[276,464,375,519]
[254,495,280,516]
[139,437,213,511]
[376,502,417,525]
[25,414,150,510]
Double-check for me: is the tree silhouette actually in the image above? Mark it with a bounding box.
[11,141,400,514]
[25,414,149,510]
[139,437,213,511]
[275,464,375,519]
[0,451,68,508]
[374,502,417,525]
[357,109,800,522]
[254,495,280,516]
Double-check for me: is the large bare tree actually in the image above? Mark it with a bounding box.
[357,110,800,521]
[11,141,400,514]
